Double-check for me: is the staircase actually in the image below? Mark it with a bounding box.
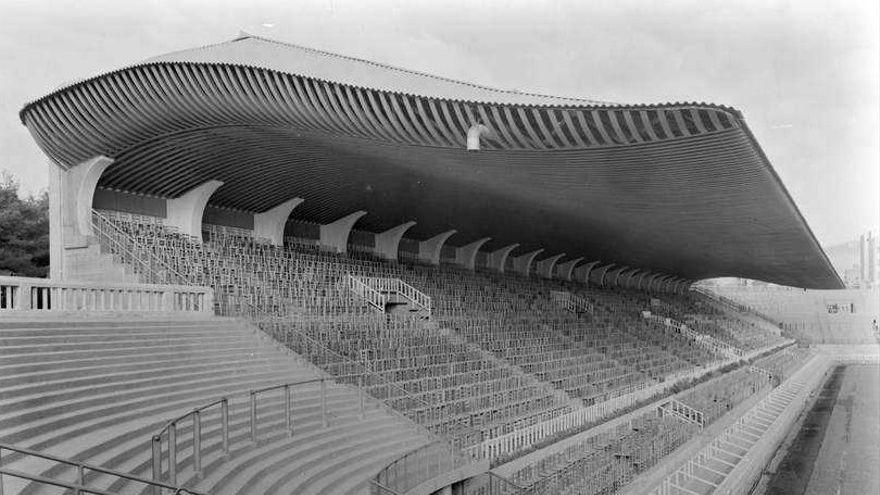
[550,290,593,315]
[348,276,432,319]
[0,315,430,495]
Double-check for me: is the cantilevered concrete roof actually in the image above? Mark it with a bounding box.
[19,35,843,289]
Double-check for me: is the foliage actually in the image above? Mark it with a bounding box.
[0,171,49,277]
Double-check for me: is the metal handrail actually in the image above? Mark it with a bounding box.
[347,275,387,312]
[91,210,189,285]
[151,376,347,486]
[373,440,471,495]
[0,443,201,495]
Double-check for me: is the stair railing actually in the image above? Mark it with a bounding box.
[347,275,387,312]
[151,376,350,486]
[658,398,705,429]
[91,209,188,286]
[0,443,201,495]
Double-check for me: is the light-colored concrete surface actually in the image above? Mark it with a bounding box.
[805,364,880,495]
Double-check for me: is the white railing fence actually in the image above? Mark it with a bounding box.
[644,312,743,360]
[348,276,432,317]
[0,276,213,314]
[550,290,593,315]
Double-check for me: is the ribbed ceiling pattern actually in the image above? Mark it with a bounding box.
[18,37,842,289]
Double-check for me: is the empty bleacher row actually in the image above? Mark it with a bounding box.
[504,344,812,494]
[95,211,786,467]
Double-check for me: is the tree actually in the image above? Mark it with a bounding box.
[0,171,50,277]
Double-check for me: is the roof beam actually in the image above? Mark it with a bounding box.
[374,221,416,261]
[536,253,566,279]
[166,179,224,243]
[455,237,491,270]
[556,257,584,281]
[319,210,366,254]
[487,244,519,273]
[253,197,303,246]
[512,249,544,276]
[418,229,456,265]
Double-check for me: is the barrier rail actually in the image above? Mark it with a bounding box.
[644,313,743,360]
[373,441,472,495]
[0,276,212,313]
[658,398,704,429]
[0,443,201,495]
[151,377,347,486]
[550,290,593,315]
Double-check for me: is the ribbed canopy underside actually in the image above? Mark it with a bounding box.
[19,36,842,289]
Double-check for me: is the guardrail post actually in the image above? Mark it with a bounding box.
[250,392,258,443]
[359,375,365,419]
[285,385,293,435]
[321,379,328,427]
[168,422,177,484]
[0,446,4,495]
[192,410,202,474]
[221,398,229,454]
[151,435,162,495]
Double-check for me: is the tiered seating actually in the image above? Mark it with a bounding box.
[506,344,813,495]
[652,292,786,351]
[0,315,428,495]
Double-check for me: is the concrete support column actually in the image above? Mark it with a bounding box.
[374,221,416,261]
[166,180,224,243]
[487,244,519,273]
[574,261,601,285]
[556,257,583,281]
[592,264,615,287]
[418,230,456,265]
[609,266,630,288]
[455,237,490,270]
[48,156,114,279]
[645,273,663,292]
[319,210,366,254]
[656,275,674,293]
[536,253,565,279]
[253,197,303,246]
[512,249,543,276]
[623,269,642,289]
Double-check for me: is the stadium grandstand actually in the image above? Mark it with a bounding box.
[1,33,877,495]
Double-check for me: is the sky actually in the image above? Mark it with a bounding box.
[0,0,877,246]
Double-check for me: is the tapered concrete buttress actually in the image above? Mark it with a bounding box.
[418,230,457,265]
[48,155,114,279]
[374,221,416,261]
[319,210,367,254]
[574,261,601,284]
[556,257,583,281]
[487,244,519,273]
[455,237,491,270]
[592,264,615,287]
[253,198,303,246]
[512,249,544,276]
[536,253,565,279]
[165,180,224,243]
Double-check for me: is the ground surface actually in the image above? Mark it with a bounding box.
[804,364,880,495]
[761,364,879,495]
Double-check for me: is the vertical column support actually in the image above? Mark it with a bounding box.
[592,264,615,287]
[645,273,663,292]
[556,257,583,281]
[374,221,416,261]
[165,180,224,243]
[536,253,566,279]
[623,269,642,289]
[319,210,366,254]
[418,230,457,265]
[634,271,649,291]
[574,261,601,285]
[454,237,491,270]
[486,244,519,273]
[512,249,544,276]
[48,155,114,280]
[609,266,631,288]
[252,197,303,246]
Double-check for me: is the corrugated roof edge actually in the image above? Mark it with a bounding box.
[19,34,744,124]
[737,121,845,290]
